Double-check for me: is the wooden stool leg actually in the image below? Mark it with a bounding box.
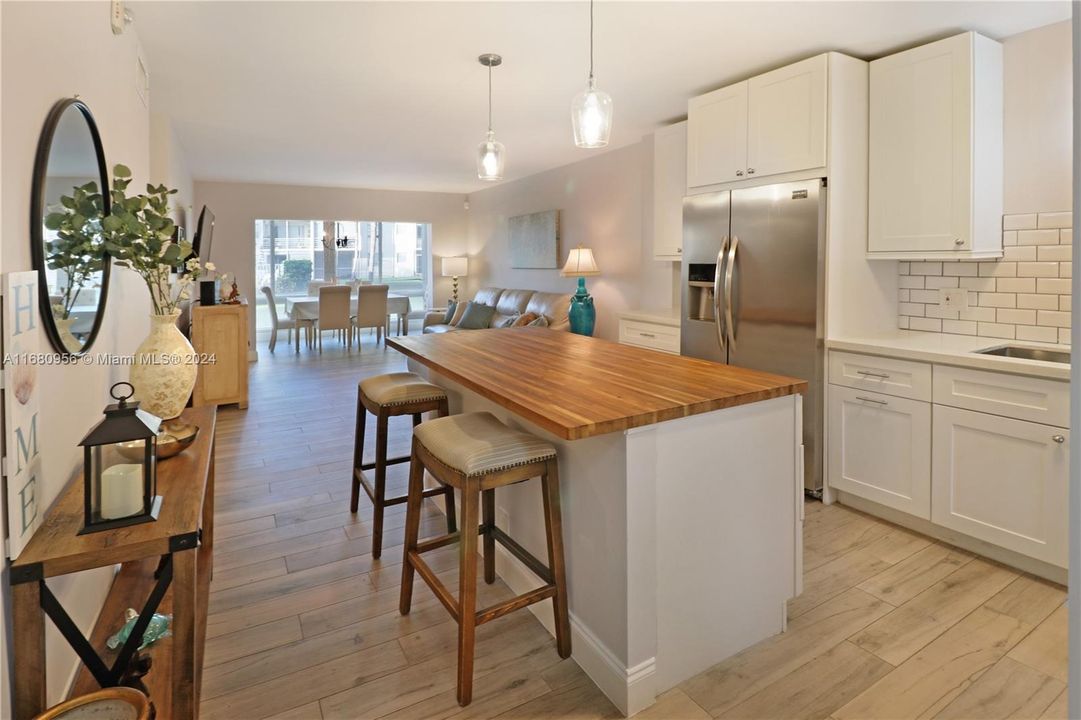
[457,483,480,706]
[482,489,496,584]
[350,393,367,513]
[371,412,389,559]
[399,441,425,615]
[542,459,572,659]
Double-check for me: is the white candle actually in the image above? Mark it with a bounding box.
[100,463,144,520]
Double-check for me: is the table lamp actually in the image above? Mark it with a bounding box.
[441,257,468,303]
[560,246,600,336]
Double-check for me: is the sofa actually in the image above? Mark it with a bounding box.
[422,287,573,333]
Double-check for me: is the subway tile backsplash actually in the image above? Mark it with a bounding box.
[898,212,1072,345]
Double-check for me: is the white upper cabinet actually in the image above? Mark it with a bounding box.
[747,55,827,178]
[653,121,687,260]
[868,32,1003,259]
[687,55,830,190]
[687,81,748,187]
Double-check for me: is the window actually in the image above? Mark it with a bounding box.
[254,218,431,333]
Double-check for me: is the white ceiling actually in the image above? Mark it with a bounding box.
[132,1,1070,194]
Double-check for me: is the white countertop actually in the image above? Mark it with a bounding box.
[827,332,1070,381]
[616,307,681,327]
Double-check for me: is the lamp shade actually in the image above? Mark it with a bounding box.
[441,257,469,277]
[560,247,600,277]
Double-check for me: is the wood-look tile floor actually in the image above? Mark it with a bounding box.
[206,334,1068,719]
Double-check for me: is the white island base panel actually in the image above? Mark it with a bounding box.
[410,362,804,716]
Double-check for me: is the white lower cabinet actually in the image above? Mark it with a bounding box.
[931,405,1068,567]
[828,385,931,518]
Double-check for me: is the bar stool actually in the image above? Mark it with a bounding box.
[352,372,457,558]
[399,411,570,706]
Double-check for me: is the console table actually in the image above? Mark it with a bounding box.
[10,405,217,720]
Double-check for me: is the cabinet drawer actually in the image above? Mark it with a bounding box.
[933,365,1069,427]
[828,351,932,401]
[827,385,931,518]
[619,320,680,354]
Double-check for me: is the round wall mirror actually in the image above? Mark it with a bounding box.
[32,98,111,355]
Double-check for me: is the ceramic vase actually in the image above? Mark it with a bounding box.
[130,310,197,420]
[55,315,79,353]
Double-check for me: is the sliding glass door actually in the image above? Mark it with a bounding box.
[254,218,431,332]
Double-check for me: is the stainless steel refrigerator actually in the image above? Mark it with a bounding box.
[681,179,826,492]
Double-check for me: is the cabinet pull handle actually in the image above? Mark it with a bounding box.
[857,370,890,379]
[747,168,756,174]
[954,238,964,246]
[735,170,744,177]
[1053,435,1065,444]
[855,396,888,405]
[640,332,656,338]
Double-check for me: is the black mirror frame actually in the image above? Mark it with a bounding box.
[30,98,112,357]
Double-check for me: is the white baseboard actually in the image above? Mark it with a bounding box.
[492,543,656,717]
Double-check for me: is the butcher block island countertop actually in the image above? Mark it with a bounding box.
[386,327,806,440]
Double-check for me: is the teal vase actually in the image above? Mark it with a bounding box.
[568,277,596,337]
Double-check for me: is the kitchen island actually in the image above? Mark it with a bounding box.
[387,328,807,716]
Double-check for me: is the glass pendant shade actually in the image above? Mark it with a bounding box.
[477,130,505,181]
[572,79,613,149]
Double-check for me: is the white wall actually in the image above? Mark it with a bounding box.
[150,111,195,233]
[192,181,469,349]
[1,0,157,707]
[465,141,679,342]
[1004,20,1072,214]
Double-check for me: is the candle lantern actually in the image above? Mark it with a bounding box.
[78,382,162,534]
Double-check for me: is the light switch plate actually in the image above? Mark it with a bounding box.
[940,287,968,310]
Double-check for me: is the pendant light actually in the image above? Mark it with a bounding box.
[571,0,613,148]
[476,53,505,182]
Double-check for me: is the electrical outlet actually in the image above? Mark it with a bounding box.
[940,287,968,310]
[110,0,126,34]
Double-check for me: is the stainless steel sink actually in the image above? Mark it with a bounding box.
[975,345,1071,364]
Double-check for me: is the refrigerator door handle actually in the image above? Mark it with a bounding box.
[724,235,739,350]
[713,236,729,354]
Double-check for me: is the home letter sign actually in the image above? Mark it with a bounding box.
[3,271,43,558]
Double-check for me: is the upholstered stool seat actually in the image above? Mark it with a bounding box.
[359,372,446,407]
[413,412,557,477]
[400,411,570,707]
[352,373,456,558]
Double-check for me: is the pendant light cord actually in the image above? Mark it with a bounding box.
[488,63,493,132]
[589,0,595,81]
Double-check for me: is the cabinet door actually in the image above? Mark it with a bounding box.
[746,55,827,178]
[869,33,972,253]
[687,81,748,188]
[827,385,931,518]
[653,121,686,259]
[932,405,1068,567]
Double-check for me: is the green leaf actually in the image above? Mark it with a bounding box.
[113,164,131,178]
[43,212,66,230]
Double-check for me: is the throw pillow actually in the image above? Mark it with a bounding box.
[527,315,549,328]
[513,312,539,327]
[449,301,468,326]
[499,313,521,328]
[441,301,457,325]
[457,302,497,330]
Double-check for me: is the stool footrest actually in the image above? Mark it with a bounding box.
[358,456,411,471]
[489,526,553,584]
[407,551,459,621]
[415,526,484,555]
[476,585,557,626]
[355,471,450,507]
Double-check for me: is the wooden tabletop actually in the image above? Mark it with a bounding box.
[387,328,806,440]
[12,405,217,577]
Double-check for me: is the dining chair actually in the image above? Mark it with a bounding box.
[307,280,333,296]
[352,284,389,349]
[317,284,353,352]
[261,286,313,353]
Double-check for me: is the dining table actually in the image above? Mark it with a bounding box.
[284,291,413,336]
